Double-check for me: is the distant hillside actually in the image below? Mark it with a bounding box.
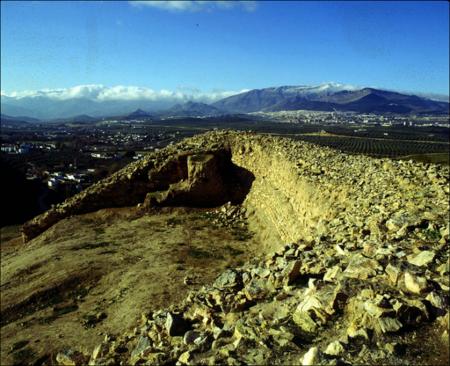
[0,114,38,127]
[1,113,40,124]
[161,101,224,117]
[0,100,35,117]
[0,96,177,120]
[125,109,153,119]
[50,114,98,124]
[212,84,449,114]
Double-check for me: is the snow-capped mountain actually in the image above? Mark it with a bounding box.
[212,83,449,114]
[276,82,361,95]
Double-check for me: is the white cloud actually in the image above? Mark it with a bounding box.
[129,1,258,13]
[1,84,248,102]
[402,91,449,103]
[240,1,258,12]
[131,1,196,11]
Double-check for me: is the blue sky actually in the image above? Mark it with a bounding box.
[1,1,449,95]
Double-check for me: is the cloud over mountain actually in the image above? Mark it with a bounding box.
[1,84,247,102]
[2,82,447,120]
[0,85,249,119]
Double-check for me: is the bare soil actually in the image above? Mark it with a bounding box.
[1,206,259,365]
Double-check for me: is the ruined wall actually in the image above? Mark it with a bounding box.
[22,145,253,242]
[227,132,448,254]
[22,131,449,249]
[225,132,448,252]
[230,139,336,249]
[17,130,449,366]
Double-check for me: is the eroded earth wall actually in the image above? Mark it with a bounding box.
[23,131,449,251]
[227,132,449,252]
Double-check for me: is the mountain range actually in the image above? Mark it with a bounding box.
[1,83,448,120]
[212,84,449,114]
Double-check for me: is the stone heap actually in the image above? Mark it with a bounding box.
[21,131,448,365]
[57,235,449,365]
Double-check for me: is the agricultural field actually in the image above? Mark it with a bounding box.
[290,134,449,159]
[149,119,449,161]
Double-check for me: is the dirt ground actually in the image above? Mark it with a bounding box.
[1,206,260,365]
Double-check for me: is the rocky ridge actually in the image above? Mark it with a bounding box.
[20,131,449,365]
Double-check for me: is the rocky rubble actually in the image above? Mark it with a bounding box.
[19,130,448,365]
[58,236,449,365]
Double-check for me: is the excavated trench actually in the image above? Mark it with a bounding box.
[231,143,324,250]
[142,143,337,254]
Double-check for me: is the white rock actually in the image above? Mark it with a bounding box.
[404,272,428,294]
[407,251,435,267]
[302,346,319,366]
[377,317,402,333]
[323,265,341,282]
[385,263,401,285]
[426,291,446,310]
[178,351,191,364]
[324,340,345,356]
